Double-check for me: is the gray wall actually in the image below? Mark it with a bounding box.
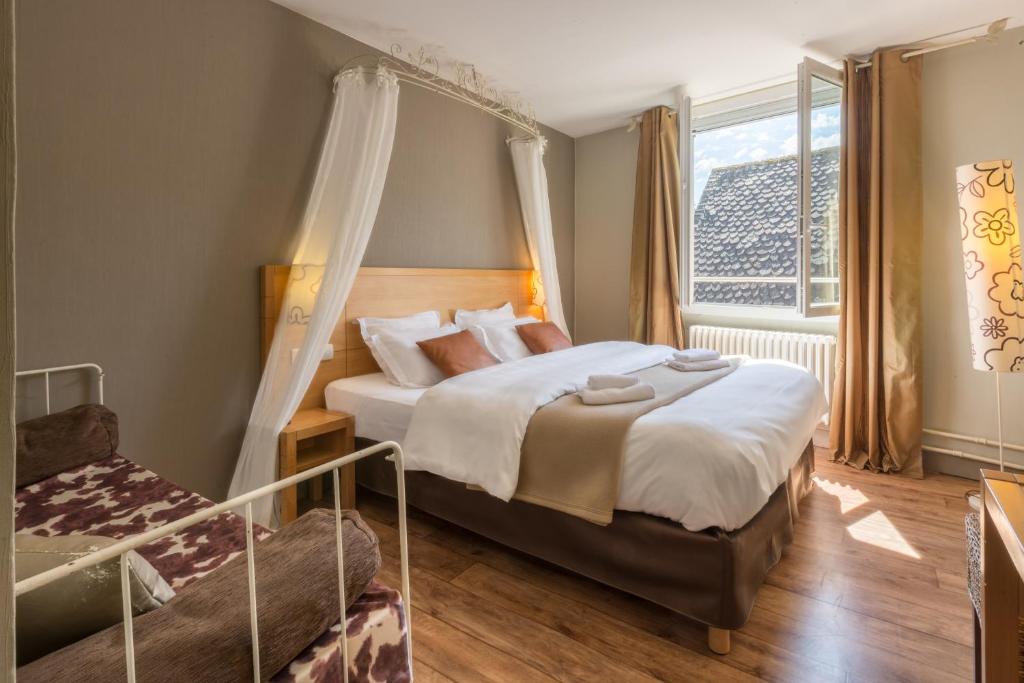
[921,27,1024,474]
[13,0,574,500]
[574,127,638,343]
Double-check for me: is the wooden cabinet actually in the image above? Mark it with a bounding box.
[980,469,1024,682]
[279,408,355,524]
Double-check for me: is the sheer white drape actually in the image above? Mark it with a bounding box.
[229,68,399,526]
[508,137,569,336]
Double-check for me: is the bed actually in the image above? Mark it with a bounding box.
[262,265,827,654]
[13,391,411,682]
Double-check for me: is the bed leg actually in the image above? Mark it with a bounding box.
[708,627,731,655]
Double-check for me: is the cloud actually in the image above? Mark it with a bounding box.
[733,147,749,159]
[694,157,721,172]
[747,147,769,161]
[812,133,840,148]
[812,111,840,129]
[781,134,798,155]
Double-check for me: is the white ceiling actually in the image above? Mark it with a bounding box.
[270,0,1021,137]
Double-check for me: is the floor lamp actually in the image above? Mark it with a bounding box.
[955,159,1020,472]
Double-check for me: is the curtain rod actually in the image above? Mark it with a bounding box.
[854,17,1009,70]
[339,45,540,137]
[626,106,677,132]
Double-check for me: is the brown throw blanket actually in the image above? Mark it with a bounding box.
[513,361,738,524]
[19,509,381,683]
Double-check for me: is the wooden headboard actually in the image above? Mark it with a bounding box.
[260,266,540,410]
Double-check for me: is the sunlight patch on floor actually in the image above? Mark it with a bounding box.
[845,510,922,559]
[813,476,870,513]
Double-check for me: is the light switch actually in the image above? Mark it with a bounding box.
[291,343,335,363]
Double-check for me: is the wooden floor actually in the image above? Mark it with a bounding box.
[353,449,976,682]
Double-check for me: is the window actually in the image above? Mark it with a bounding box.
[683,59,843,317]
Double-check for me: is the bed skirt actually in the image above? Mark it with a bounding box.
[357,440,815,630]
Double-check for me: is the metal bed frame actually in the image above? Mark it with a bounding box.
[15,362,104,415]
[13,364,413,683]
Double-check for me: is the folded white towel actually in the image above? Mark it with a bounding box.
[673,348,720,363]
[587,374,638,390]
[579,382,655,405]
[667,358,731,372]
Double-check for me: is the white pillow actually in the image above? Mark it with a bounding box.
[15,533,175,663]
[357,311,441,383]
[454,302,515,328]
[357,310,441,339]
[471,316,540,363]
[372,324,461,388]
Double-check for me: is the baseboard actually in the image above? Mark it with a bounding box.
[923,448,1024,481]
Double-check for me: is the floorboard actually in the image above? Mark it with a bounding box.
[352,449,976,682]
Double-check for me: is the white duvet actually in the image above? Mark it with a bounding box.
[401,341,827,531]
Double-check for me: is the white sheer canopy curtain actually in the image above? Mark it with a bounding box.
[508,137,570,337]
[229,67,399,526]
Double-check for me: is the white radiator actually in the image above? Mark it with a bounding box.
[688,325,837,404]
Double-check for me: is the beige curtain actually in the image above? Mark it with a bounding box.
[629,106,685,348]
[829,51,923,477]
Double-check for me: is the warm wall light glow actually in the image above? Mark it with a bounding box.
[813,477,869,513]
[846,510,921,559]
[530,270,546,307]
[955,160,1021,372]
[284,264,323,326]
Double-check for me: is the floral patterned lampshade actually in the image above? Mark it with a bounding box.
[956,159,1021,372]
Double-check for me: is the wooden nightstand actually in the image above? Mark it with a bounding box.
[279,408,356,525]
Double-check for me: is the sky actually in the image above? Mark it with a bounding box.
[692,104,840,203]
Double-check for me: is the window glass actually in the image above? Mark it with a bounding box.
[692,111,800,307]
[688,84,841,311]
[808,77,842,309]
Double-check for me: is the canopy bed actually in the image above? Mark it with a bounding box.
[228,47,568,530]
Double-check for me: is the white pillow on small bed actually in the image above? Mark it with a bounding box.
[357,311,441,383]
[372,324,461,388]
[15,533,175,663]
[469,316,540,362]
[454,302,515,328]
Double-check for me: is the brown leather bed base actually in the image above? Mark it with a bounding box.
[357,439,815,632]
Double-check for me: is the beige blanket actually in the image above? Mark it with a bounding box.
[512,360,738,524]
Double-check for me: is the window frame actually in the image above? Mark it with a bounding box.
[798,57,844,317]
[680,66,843,321]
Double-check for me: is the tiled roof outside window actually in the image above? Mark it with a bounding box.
[692,147,840,307]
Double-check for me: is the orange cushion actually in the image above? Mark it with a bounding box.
[516,321,572,354]
[417,329,499,377]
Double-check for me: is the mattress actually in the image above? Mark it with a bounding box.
[15,455,410,683]
[326,372,424,443]
[328,356,826,532]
